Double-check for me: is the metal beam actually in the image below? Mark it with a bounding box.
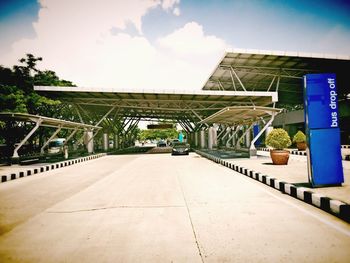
[221,127,232,142]
[40,125,62,154]
[235,124,254,150]
[13,119,43,158]
[249,112,276,155]
[229,68,237,91]
[230,67,247,91]
[64,127,79,145]
[191,110,209,128]
[226,126,240,148]
[95,106,116,127]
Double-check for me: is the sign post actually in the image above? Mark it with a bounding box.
[304,73,344,187]
[253,124,261,146]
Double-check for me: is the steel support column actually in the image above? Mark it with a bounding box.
[236,124,254,150]
[85,130,94,153]
[195,131,199,147]
[226,126,240,148]
[212,125,218,148]
[103,133,108,151]
[208,127,214,150]
[200,130,206,149]
[114,134,119,149]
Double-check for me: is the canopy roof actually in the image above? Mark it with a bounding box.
[202,49,350,105]
[199,106,283,125]
[0,112,101,130]
[34,86,277,123]
[34,49,350,129]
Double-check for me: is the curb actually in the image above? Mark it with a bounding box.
[258,147,349,160]
[0,153,107,184]
[195,150,350,223]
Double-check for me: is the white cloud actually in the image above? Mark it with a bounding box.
[173,7,180,16]
[157,22,228,55]
[160,0,181,17]
[3,1,230,91]
[161,0,180,10]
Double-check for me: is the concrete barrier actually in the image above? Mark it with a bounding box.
[0,153,107,184]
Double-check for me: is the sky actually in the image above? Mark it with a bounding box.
[1,0,350,91]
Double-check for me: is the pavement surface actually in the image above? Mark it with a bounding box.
[200,148,350,204]
[251,151,350,204]
[0,153,350,262]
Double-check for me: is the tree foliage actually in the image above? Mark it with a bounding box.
[0,54,74,115]
[138,128,179,141]
[265,128,292,150]
[0,54,77,156]
[292,130,306,143]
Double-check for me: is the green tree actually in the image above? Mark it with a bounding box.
[34,70,75,87]
[0,54,77,157]
[139,128,178,141]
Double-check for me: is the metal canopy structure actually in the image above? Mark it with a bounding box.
[0,112,101,130]
[199,106,283,125]
[202,49,350,105]
[33,50,350,148]
[0,112,101,157]
[28,49,350,155]
[34,86,277,131]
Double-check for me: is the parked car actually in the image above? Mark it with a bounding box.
[157,140,167,147]
[171,142,190,155]
[48,138,66,154]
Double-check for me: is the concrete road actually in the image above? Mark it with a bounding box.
[0,153,349,262]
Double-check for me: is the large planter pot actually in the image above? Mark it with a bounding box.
[270,150,290,165]
[296,142,307,151]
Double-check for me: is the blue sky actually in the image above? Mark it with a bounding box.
[0,0,39,55]
[1,0,349,89]
[142,0,350,52]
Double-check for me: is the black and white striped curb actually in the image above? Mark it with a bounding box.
[258,147,350,160]
[257,145,350,151]
[195,150,350,223]
[1,153,107,184]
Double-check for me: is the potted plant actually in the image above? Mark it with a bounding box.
[292,131,307,151]
[265,128,292,165]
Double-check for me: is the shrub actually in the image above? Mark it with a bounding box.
[265,128,291,150]
[292,131,306,143]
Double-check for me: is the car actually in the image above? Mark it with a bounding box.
[157,140,167,147]
[48,138,66,154]
[171,142,190,155]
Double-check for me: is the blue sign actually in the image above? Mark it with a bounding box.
[308,128,343,186]
[253,124,261,146]
[304,73,339,129]
[304,73,344,187]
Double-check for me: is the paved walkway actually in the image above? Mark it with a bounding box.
[196,148,350,224]
[251,151,350,204]
[1,154,350,262]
